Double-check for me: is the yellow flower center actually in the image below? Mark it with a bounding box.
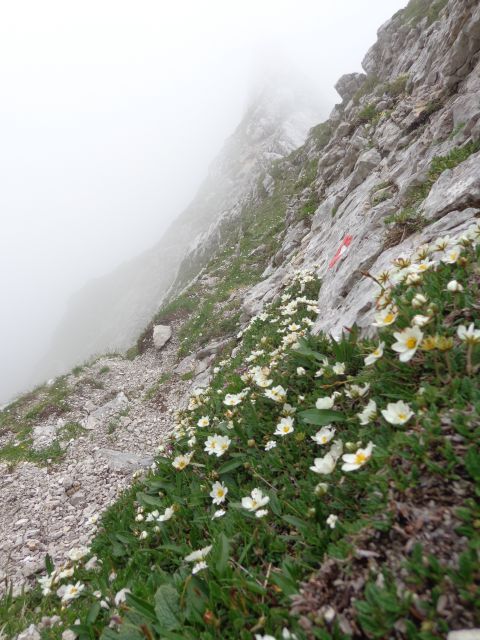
[178,461,186,469]
[384,313,394,323]
[217,489,224,497]
[398,413,407,421]
[406,337,418,349]
[354,452,367,465]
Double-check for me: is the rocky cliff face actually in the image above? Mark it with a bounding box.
[239,0,480,342]
[35,81,321,384]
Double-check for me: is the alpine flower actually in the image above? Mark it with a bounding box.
[357,399,377,425]
[61,582,85,603]
[274,416,294,436]
[265,385,287,403]
[326,514,338,529]
[391,326,423,362]
[372,307,397,327]
[172,453,192,470]
[315,395,335,410]
[341,441,374,471]
[311,426,336,445]
[241,488,270,512]
[197,416,210,428]
[185,545,212,563]
[381,400,414,425]
[457,323,480,344]
[210,481,228,505]
[364,342,384,366]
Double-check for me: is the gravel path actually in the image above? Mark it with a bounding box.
[0,328,193,596]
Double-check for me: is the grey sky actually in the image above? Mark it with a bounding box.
[0,0,406,403]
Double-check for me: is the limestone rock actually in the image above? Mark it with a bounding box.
[97,449,154,473]
[335,72,366,102]
[349,148,382,190]
[423,151,480,219]
[447,631,480,640]
[152,325,172,350]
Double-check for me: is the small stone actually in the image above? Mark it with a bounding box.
[152,325,172,350]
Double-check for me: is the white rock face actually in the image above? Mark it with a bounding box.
[447,631,480,640]
[153,325,172,350]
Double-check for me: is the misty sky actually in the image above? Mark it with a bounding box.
[0,0,406,403]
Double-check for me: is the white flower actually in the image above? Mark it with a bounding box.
[357,399,377,425]
[114,588,131,606]
[441,245,462,264]
[192,561,208,575]
[212,509,226,519]
[332,362,346,375]
[411,293,428,308]
[172,453,192,470]
[265,440,277,451]
[326,514,338,529]
[345,383,370,399]
[57,567,75,580]
[315,395,335,410]
[310,452,337,475]
[210,481,228,505]
[311,426,336,445]
[38,574,54,596]
[255,509,269,518]
[67,547,89,562]
[139,530,148,540]
[364,342,384,366]
[241,488,270,512]
[457,323,480,344]
[341,442,374,471]
[446,280,463,292]
[274,416,295,436]
[197,416,210,428]
[204,434,231,457]
[255,635,276,640]
[381,400,414,425]
[61,582,84,603]
[391,326,423,362]
[223,393,242,406]
[296,366,306,376]
[412,315,431,327]
[157,507,175,522]
[185,545,212,563]
[372,307,397,327]
[264,385,287,403]
[282,629,298,640]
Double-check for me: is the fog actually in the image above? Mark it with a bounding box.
[0,0,406,404]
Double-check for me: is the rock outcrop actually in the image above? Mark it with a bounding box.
[240,0,480,341]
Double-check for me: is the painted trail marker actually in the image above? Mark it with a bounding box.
[329,235,353,268]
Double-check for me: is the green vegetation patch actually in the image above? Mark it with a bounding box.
[395,0,448,27]
[3,227,480,638]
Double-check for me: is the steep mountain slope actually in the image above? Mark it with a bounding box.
[1,0,480,637]
[33,82,322,386]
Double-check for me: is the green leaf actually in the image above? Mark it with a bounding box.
[298,409,344,426]
[218,458,245,474]
[125,593,157,623]
[45,553,54,575]
[215,533,230,577]
[464,446,480,482]
[270,571,298,596]
[154,584,181,630]
[86,602,101,624]
[136,491,164,508]
[282,514,310,535]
